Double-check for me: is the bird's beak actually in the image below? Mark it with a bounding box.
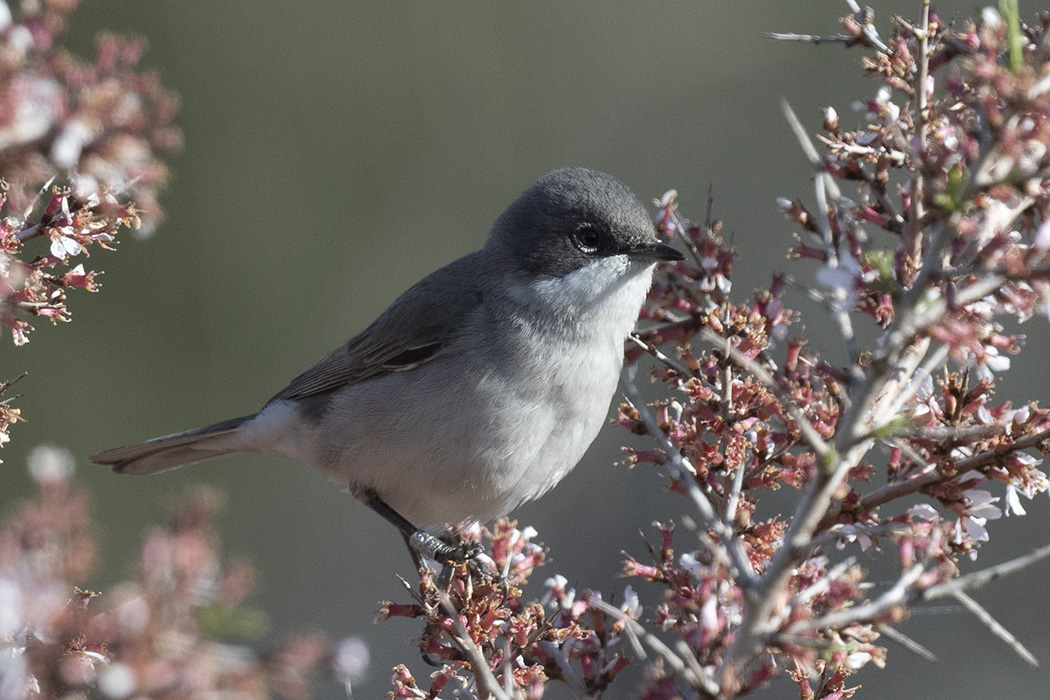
[626,241,685,263]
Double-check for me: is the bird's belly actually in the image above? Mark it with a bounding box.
[312,347,621,529]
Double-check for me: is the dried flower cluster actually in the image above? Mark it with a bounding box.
[0,446,353,700]
[0,0,180,348]
[384,2,1050,698]
[382,521,641,700]
[0,374,22,449]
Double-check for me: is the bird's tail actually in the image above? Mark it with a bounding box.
[90,415,256,475]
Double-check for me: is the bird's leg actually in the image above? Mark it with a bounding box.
[399,531,427,573]
[363,492,509,603]
[362,491,485,569]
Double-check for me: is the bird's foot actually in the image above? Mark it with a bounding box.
[409,530,506,593]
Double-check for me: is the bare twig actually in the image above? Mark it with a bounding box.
[703,182,715,231]
[15,223,42,242]
[781,99,867,364]
[724,450,747,528]
[923,542,1050,600]
[783,274,839,309]
[0,372,28,398]
[875,624,937,662]
[766,32,857,45]
[881,424,1006,441]
[395,574,432,609]
[951,590,1038,666]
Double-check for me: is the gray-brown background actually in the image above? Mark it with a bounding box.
[4,2,1049,698]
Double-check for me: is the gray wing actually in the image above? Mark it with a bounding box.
[267,252,487,404]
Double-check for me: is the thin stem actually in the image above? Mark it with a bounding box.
[817,426,1050,530]
[436,591,514,700]
[591,599,721,698]
[628,333,693,377]
[766,32,856,45]
[875,624,937,662]
[923,542,1050,598]
[904,0,931,271]
[724,448,748,528]
[788,564,926,633]
[15,223,42,242]
[951,590,1038,666]
[781,100,840,263]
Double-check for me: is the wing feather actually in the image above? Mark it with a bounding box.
[266,252,487,404]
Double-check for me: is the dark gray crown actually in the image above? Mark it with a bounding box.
[487,167,659,277]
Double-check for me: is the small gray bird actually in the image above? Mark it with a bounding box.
[92,167,682,562]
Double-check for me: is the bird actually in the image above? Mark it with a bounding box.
[91,167,683,564]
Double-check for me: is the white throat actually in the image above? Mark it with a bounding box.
[506,254,657,338]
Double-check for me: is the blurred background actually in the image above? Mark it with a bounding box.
[4,1,1050,698]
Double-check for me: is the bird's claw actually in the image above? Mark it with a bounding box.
[408,530,507,595]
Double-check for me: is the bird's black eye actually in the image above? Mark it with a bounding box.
[572,224,603,255]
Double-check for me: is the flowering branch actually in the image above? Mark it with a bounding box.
[608,2,1050,698]
[0,373,25,450]
[369,3,1050,699]
[0,0,180,348]
[0,449,345,699]
[382,522,645,699]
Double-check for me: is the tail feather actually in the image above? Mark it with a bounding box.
[91,415,255,475]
